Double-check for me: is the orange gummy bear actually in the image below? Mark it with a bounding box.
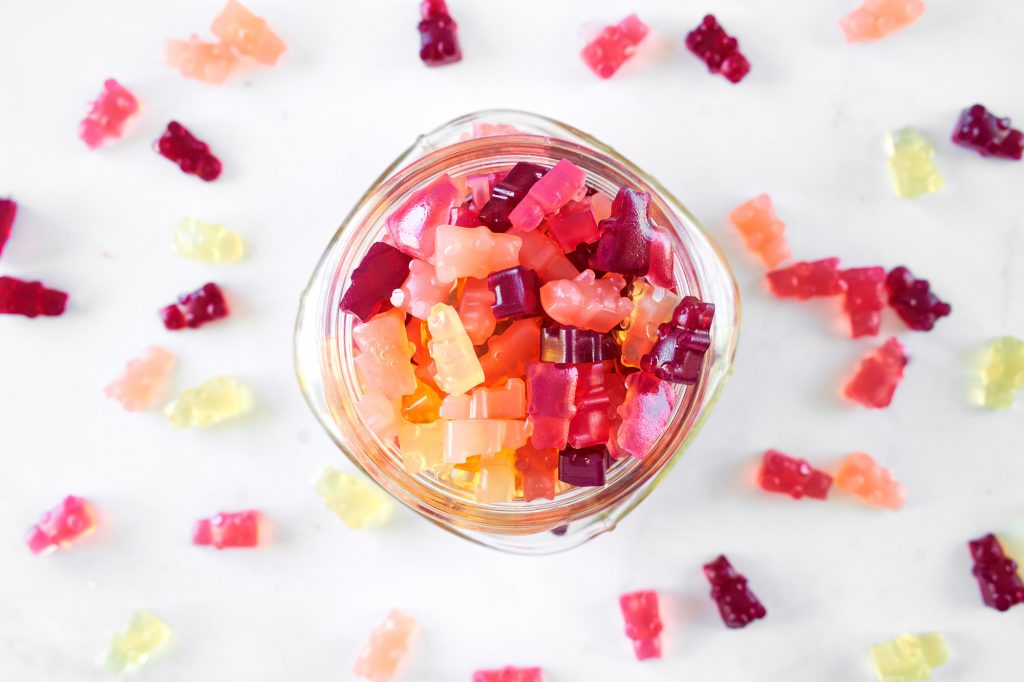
[401,379,442,424]
[458,277,497,345]
[353,308,417,400]
[839,0,925,44]
[164,35,239,85]
[834,452,905,511]
[479,318,542,384]
[728,194,791,268]
[211,0,287,66]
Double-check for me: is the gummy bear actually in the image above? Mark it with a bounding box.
[192,510,260,549]
[440,379,526,420]
[620,281,681,367]
[840,0,925,44]
[558,445,609,486]
[211,0,287,65]
[476,452,517,503]
[843,338,908,409]
[105,346,175,411]
[508,159,588,232]
[619,590,662,660]
[758,449,832,500]
[398,419,446,472]
[685,15,751,84]
[479,162,546,231]
[728,194,790,268]
[885,266,951,331]
[358,393,403,440]
[886,128,944,198]
[508,228,579,282]
[160,282,228,330]
[458,277,497,345]
[951,104,1024,160]
[353,308,417,400]
[834,452,905,510]
[391,258,454,320]
[640,296,715,384]
[467,171,501,212]
[156,121,222,181]
[616,371,675,460]
[514,443,559,501]
[0,198,15,258]
[434,225,522,284]
[341,242,413,322]
[102,611,171,675]
[165,376,253,428]
[401,379,442,424]
[407,317,433,366]
[589,188,674,288]
[353,610,416,682]
[488,266,542,320]
[472,666,545,682]
[580,13,649,79]
[445,419,530,464]
[703,555,767,628]
[842,267,887,338]
[968,533,1024,612]
[540,270,634,333]
[479,317,542,384]
[385,174,463,259]
[25,495,95,554]
[567,362,612,449]
[526,362,579,449]
[79,79,139,149]
[870,633,949,682]
[418,0,462,67]
[977,336,1024,409]
[172,217,245,263]
[546,198,601,252]
[765,258,847,299]
[164,35,239,85]
[0,277,68,317]
[315,467,392,529]
[427,303,485,395]
[540,324,620,364]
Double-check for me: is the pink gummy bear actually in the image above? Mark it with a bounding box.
[840,0,925,44]
[844,337,908,408]
[433,225,522,283]
[616,371,675,460]
[390,258,453,320]
[546,198,601,253]
[192,509,260,548]
[26,495,96,554]
[79,79,140,150]
[540,270,634,333]
[0,198,15,259]
[458,277,497,345]
[580,14,650,79]
[526,362,579,450]
[353,610,416,682]
[834,452,906,510]
[842,267,886,338]
[479,318,542,384]
[211,0,287,66]
[729,194,790,268]
[165,35,239,85]
[385,174,463,260]
[353,308,417,400]
[507,229,579,282]
[620,590,663,660]
[440,378,526,419]
[507,160,588,231]
[765,258,847,299]
[105,346,176,412]
[473,667,545,682]
[567,362,612,449]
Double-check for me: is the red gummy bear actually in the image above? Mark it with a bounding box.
[0,276,68,317]
[567,362,611,449]
[885,266,952,332]
[418,0,462,67]
[841,267,886,338]
[758,450,832,500]
[685,15,751,84]
[514,443,558,502]
[968,533,1024,612]
[580,14,650,80]
[156,121,222,181]
[589,188,674,287]
[843,337,908,408]
[765,258,847,299]
[951,104,1023,161]
[340,242,413,322]
[640,296,714,384]
[193,510,260,549]
[526,362,578,450]
[703,555,767,628]
[0,198,14,258]
[160,282,228,330]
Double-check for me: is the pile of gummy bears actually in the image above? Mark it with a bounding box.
[4,1,1024,681]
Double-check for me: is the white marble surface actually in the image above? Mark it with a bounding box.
[2,0,1023,680]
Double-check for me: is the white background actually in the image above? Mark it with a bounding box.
[2,1,1023,680]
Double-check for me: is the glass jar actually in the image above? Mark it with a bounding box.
[295,110,740,554]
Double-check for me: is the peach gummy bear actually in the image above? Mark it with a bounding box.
[444,419,529,464]
[433,225,521,283]
[479,317,543,384]
[105,347,175,411]
[398,420,445,472]
[165,35,239,85]
[211,0,287,66]
[507,159,588,231]
[426,303,485,395]
[390,258,454,320]
[620,281,681,367]
[834,452,906,510]
[476,451,517,503]
[508,228,579,282]
[540,270,634,333]
[840,0,925,44]
[353,308,417,400]
[728,194,791,268]
[440,379,526,419]
[353,610,416,682]
[457,277,497,345]
[357,394,402,441]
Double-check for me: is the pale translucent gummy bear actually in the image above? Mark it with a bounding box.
[885,127,943,199]
[433,225,521,284]
[869,632,948,682]
[172,218,245,263]
[105,347,176,411]
[164,35,238,85]
[164,376,253,428]
[101,610,172,675]
[426,303,485,395]
[314,466,392,530]
[353,610,416,682]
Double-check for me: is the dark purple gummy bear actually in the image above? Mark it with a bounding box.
[885,266,951,332]
[160,282,228,330]
[565,241,600,274]
[685,15,750,84]
[418,0,462,67]
[703,555,766,628]
[640,296,714,384]
[478,162,546,232]
[540,324,620,364]
[558,445,609,487]
[0,198,16,259]
[951,104,1024,161]
[156,121,222,181]
[340,242,413,322]
[487,266,542,320]
[589,188,673,287]
[0,276,68,317]
[968,533,1024,612]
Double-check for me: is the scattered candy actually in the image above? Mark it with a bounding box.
[546,198,600,252]
[0,198,14,258]
[508,159,588,231]
[703,555,766,628]
[885,266,951,331]
[434,224,522,284]
[976,336,1024,409]
[172,217,245,263]
[765,258,846,299]
[479,163,546,231]
[640,296,714,384]
[427,303,485,395]
[488,266,542,320]
[353,610,416,682]
[540,324,619,364]
[479,317,542,384]
[159,282,228,330]
[758,449,832,500]
[834,452,905,510]
[386,174,462,259]
[580,13,649,79]
[156,121,222,181]
[164,35,239,85]
[105,346,176,412]
[568,362,612,449]
[458,277,498,344]
[354,308,417,399]
[514,443,558,501]
[869,633,949,682]
[841,266,886,338]
[843,338,908,409]
[558,445,609,486]
[729,194,790,268]
[211,0,286,65]
[616,371,675,460]
[526,362,579,449]
[315,467,392,530]
[341,242,414,322]
[685,15,751,84]
[967,533,1024,611]
[885,127,943,198]
[951,104,1023,160]
[839,0,925,44]
[165,376,253,428]
[589,188,674,288]
[25,495,96,555]
[540,270,634,333]
[418,0,462,67]
[509,228,579,282]
[0,276,68,317]
[102,611,171,675]
[79,79,139,149]
[192,510,260,548]
[472,666,545,682]
[619,590,662,660]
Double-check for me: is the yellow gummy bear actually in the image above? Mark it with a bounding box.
[426,303,484,395]
[977,336,1024,409]
[164,376,253,428]
[886,128,943,199]
[172,217,245,263]
[102,610,171,675]
[869,632,948,682]
[314,467,391,529]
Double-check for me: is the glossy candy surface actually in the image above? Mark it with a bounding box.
[358,394,403,440]
[844,338,908,408]
[758,449,832,500]
[192,510,260,548]
[968,533,1024,611]
[478,163,546,231]
[391,259,453,321]
[977,336,1024,409]
[102,611,171,675]
[834,452,905,510]
[558,445,609,486]
[540,324,619,364]
[589,188,674,288]
[640,296,714,384]
[526,362,579,449]
[616,371,675,460]
[25,495,96,554]
[165,376,253,428]
[315,467,392,529]
[546,198,600,252]
[619,590,662,660]
[353,610,416,682]
[514,443,558,501]
[870,633,949,682]
[479,317,542,384]
[156,121,222,181]
[620,281,681,367]
[567,362,611,448]
[509,228,579,282]
[0,198,15,258]
[704,555,767,628]
[440,379,526,419]
[508,159,588,231]
[173,218,244,263]
[165,36,238,85]
[886,127,944,198]
[212,0,286,65]
[79,79,139,149]
[766,258,846,299]
[385,174,462,259]
[105,346,175,411]
[540,270,633,333]
[0,277,68,317]
[842,267,886,338]
[885,266,951,331]
[160,282,228,330]
[418,0,462,67]
[434,224,521,283]
[951,104,1024,160]
[580,13,649,79]
[729,194,789,267]
[340,242,413,322]
[427,303,485,395]
[353,308,417,399]
[458,277,497,344]
[840,0,926,44]
[685,14,751,83]
[398,420,446,472]
[488,266,542,320]
[476,452,517,503]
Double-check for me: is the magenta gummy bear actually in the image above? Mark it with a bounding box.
[26,495,95,554]
[703,555,767,628]
[640,296,714,384]
[589,188,674,287]
[616,371,675,460]
[0,276,68,318]
[160,282,228,330]
[508,160,588,232]
[885,266,951,331]
[385,173,463,259]
[479,163,546,232]
[156,121,222,181]
[418,0,462,67]
[842,267,886,338]
[619,590,663,660]
[685,15,751,84]
[488,266,542,320]
[558,445,609,486]
[968,533,1024,612]
[339,242,413,322]
[951,104,1023,161]
[540,325,620,364]
[79,79,139,150]
[0,198,15,258]
[526,362,579,450]
[567,362,611,449]
[472,667,545,682]
[580,14,650,79]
